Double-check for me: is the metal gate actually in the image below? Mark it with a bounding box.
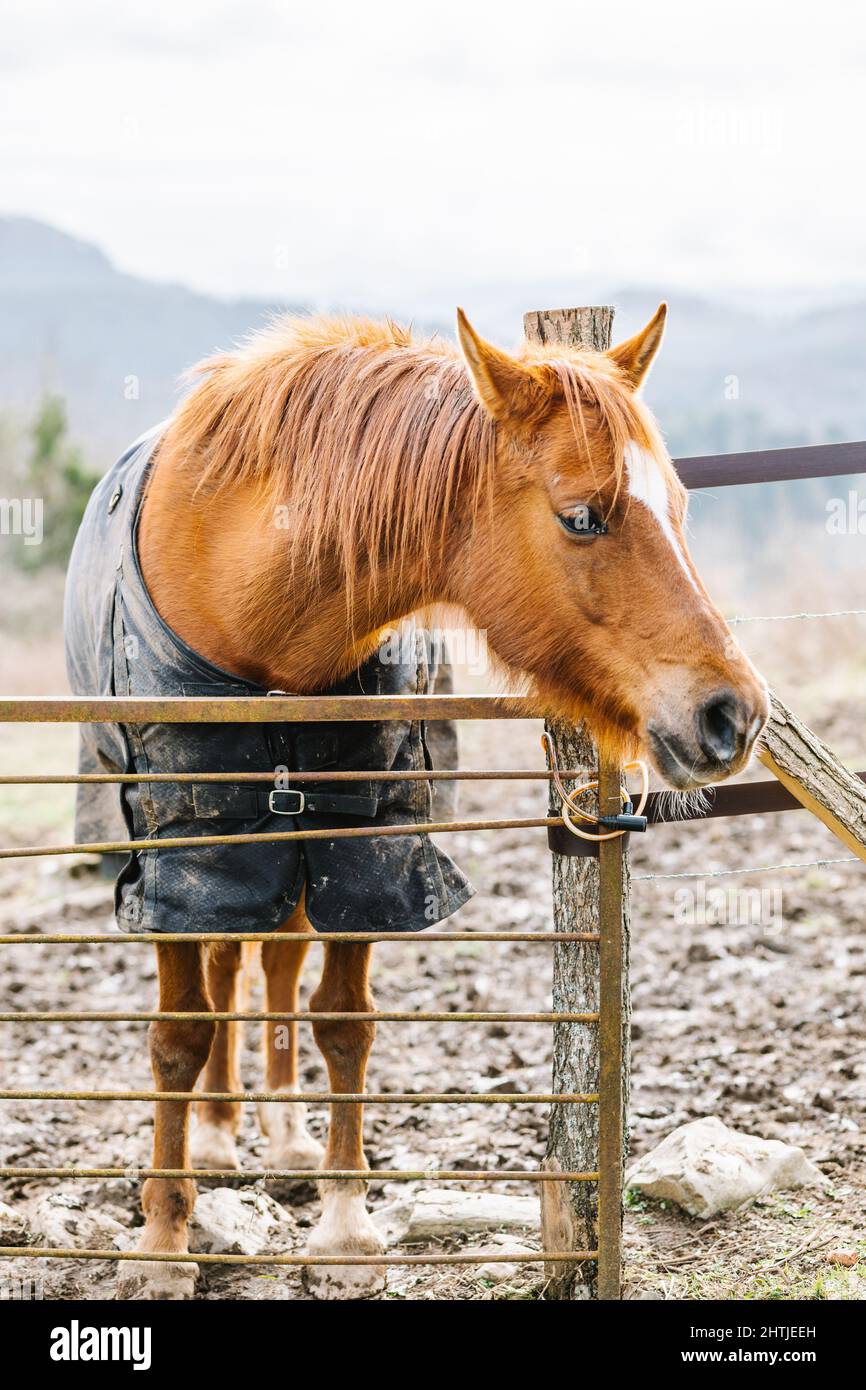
[0,692,623,1294]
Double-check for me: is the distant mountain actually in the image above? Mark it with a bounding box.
[0,216,116,290]
[0,217,308,461]
[1,216,864,473]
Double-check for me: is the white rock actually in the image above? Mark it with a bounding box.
[472,1233,538,1283]
[626,1116,829,1219]
[0,1198,32,1245]
[31,1191,127,1248]
[372,1195,416,1245]
[191,1186,294,1255]
[374,1189,540,1245]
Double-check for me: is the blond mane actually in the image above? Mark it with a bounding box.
[160,312,669,603]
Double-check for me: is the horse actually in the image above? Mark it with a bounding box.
[65,302,768,1299]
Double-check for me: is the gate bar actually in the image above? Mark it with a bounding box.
[0,1009,599,1024]
[0,814,562,860]
[0,694,537,723]
[0,768,585,785]
[0,931,599,945]
[0,1089,598,1105]
[0,1166,600,1182]
[0,1246,597,1267]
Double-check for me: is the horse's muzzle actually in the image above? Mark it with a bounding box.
[646,686,767,789]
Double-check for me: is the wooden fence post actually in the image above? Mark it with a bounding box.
[524,306,629,1300]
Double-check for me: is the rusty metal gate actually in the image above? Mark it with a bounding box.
[0,692,625,1297]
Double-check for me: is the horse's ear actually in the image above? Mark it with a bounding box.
[456,308,553,427]
[607,302,667,390]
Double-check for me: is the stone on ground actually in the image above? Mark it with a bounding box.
[191,1186,294,1255]
[31,1190,127,1248]
[374,1188,540,1245]
[0,1198,32,1246]
[471,1233,539,1283]
[626,1116,829,1219]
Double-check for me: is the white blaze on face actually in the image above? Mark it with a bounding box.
[624,441,699,592]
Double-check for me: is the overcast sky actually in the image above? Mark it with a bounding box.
[3,0,866,314]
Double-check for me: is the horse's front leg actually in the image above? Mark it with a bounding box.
[305,941,386,1299]
[117,942,214,1300]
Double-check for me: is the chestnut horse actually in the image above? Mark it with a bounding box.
[114,304,766,1298]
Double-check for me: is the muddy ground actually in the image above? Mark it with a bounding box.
[0,610,864,1301]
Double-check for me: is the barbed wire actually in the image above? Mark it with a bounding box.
[633,856,857,882]
[727,608,866,625]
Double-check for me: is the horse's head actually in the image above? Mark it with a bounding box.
[454,304,768,789]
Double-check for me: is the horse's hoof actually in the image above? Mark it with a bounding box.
[257,1098,324,1172]
[303,1259,387,1300]
[303,1190,387,1299]
[264,1129,325,1172]
[190,1121,240,1171]
[116,1258,199,1301]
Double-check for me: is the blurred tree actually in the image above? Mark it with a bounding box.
[15,395,98,570]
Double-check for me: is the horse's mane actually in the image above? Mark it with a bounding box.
[160,312,668,602]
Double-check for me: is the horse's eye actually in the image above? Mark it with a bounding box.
[557,505,608,538]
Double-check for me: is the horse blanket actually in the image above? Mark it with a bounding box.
[63,428,474,935]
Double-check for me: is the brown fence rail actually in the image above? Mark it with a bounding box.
[675,438,866,489]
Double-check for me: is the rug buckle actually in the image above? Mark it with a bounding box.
[268,789,306,815]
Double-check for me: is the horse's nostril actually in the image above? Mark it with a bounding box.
[696,694,742,765]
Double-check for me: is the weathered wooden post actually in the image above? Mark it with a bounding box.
[524,306,629,1300]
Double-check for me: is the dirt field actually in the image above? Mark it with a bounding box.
[0,595,864,1301]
